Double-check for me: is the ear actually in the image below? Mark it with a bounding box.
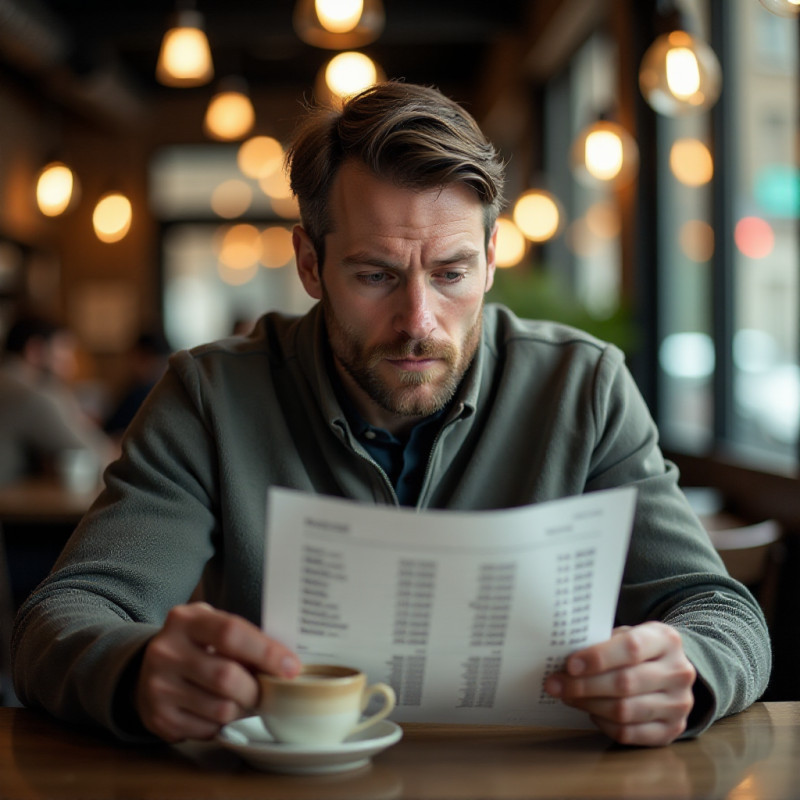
[293,226,322,300]
[484,222,498,293]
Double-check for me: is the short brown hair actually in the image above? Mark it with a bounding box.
[286,81,506,267]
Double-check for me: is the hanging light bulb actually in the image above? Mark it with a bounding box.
[315,51,384,107]
[294,0,385,49]
[156,8,214,87]
[570,120,639,187]
[639,29,722,116]
[758,0,800,17]
[93,192,132,243]
[204,78,256,141]
[36,161,79,216]
[512,189,564,244]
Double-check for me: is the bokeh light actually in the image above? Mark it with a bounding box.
[734,216,775,259]
[670,138,713,186]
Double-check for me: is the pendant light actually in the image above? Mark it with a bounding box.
[93,191,133,243]
[36,161,79,216]
[570,118,639,187]
[294,0,385,49]
[156,5,214,87]
[639,6,722,117]
[203,78,256,141]
[315,51,384,107]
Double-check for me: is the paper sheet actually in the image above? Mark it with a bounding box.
[263,486,637,728]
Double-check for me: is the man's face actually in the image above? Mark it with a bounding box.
[294,161,497,434]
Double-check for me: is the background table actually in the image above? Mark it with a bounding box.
[0,702,796,799]
[0,478,99,705]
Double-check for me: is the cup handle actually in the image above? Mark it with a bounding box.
[350,682,397,735]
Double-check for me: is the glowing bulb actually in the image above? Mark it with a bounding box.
[324,51,378,100]
[156,11,213,87]
[495,218,526,267]
[294,0,384,48]
[315,0,364,33]
[585,131,623,181]
[204,87,255,141]
[512,190,563,243]
[36,162,76,216]
[639,31,721,116]
[666,47,700,99]
[93,192,132,243]
[570,120,638,187]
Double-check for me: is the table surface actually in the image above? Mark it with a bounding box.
[0,702,797,800]
[0,477,99,524]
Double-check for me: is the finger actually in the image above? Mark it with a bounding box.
[181,648,263,710]
[590,713,689,747]
[563,684,694,725]
[145,699,227,743]
[565,623,681,677]
[555,659,695,701]
[170,603,301,677]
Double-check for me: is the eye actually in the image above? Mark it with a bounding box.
[436,270,467,284]
[356,271,392,286]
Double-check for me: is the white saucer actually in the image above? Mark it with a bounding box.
[216,717,403,775]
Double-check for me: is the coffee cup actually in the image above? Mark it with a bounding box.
[257,664,396,746]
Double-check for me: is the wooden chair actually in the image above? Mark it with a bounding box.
[700,514,784,625]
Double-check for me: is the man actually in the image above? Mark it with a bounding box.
[0,314,112,486]
[12,82,770,747]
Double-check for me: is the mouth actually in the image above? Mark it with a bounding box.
[386,357,439,372]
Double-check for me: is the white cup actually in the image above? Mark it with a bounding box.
[56,448,98,494]
[257,664,396,746]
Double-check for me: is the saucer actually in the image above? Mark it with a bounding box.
[216,717,403,775]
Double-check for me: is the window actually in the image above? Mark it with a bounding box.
[658,0,799,469]
[150,144,312,350]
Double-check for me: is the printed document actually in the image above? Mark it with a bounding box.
[263,486,637,728]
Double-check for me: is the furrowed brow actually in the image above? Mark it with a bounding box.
[432,248,482,267]
[341,252,399,269]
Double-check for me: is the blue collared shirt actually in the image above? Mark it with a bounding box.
[332,371,446,506]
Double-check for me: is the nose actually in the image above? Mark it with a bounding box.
[394,277,436,340]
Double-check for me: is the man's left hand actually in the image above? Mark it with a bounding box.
[544,622,696,746]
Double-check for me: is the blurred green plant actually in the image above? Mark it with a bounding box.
[487,266,639,354]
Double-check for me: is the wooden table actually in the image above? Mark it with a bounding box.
[0,477,99,525]
[0,703,796,799]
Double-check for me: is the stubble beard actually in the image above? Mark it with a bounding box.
[322,291,483,418]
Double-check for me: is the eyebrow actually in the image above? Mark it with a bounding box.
[341,248,482,270]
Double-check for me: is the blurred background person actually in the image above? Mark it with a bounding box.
[0,313,114,488]
[104,331,172,439]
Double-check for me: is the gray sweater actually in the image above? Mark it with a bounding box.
[12,303,771,739]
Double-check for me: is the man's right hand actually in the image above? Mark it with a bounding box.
[135,602,301,742]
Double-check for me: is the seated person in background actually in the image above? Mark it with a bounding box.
[12,82,770,748]
[0,314,114,487]
[104,331,171,438]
